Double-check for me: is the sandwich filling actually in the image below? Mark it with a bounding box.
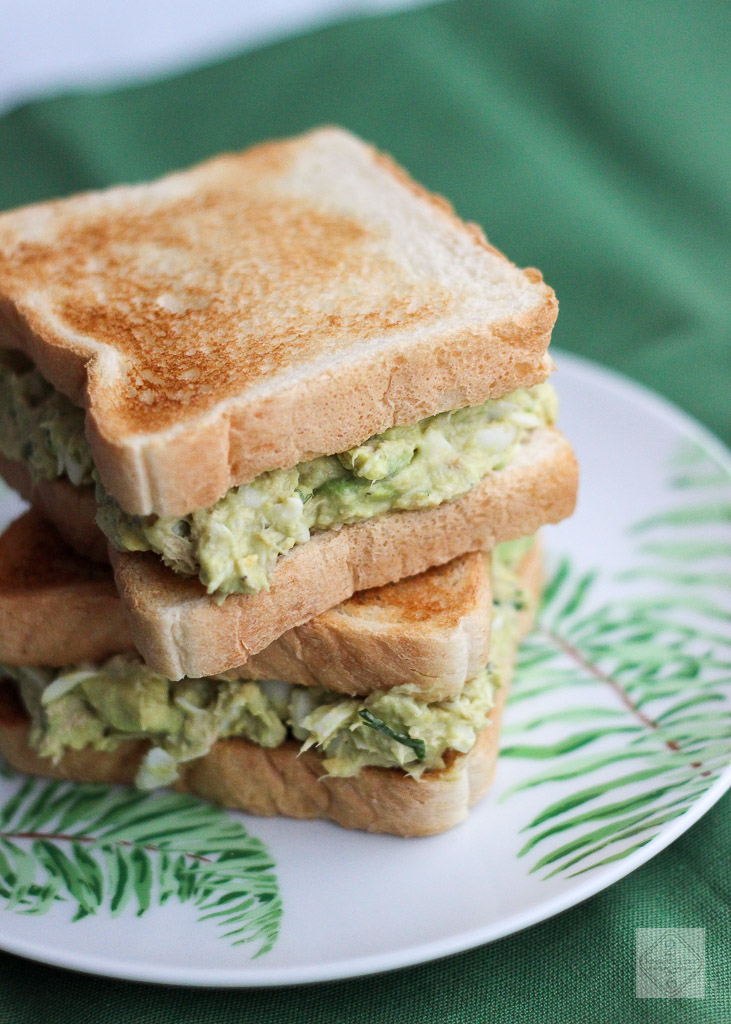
[1,540,534,788]
[0,350,556,598]
[0,350,94,487]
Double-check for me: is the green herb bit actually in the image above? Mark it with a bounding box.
[358,709,427,761]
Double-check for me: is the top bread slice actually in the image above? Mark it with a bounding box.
[0,509,495,699]
[0,127,557,517]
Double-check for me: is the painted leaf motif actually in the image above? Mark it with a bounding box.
[504,440,731,878]
[0,773,282,956]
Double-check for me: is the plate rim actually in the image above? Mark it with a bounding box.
[0,350,729,987]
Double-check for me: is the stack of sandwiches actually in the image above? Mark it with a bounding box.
[0,128,578,835]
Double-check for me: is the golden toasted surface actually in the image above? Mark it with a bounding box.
[0,127,552,444]
[4,191,422,434]
[0,510,132,666]
[342,551,487,626]
[0,508,106,591]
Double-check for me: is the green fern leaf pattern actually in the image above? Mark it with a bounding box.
[503,440,731,878]
[0,774,282,955]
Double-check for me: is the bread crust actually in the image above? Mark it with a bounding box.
[112,428,577,679]
[0,127,556,517]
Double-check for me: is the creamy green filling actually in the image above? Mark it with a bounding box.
[0,351,94,487]
[3,541,532,788]
[0,351,556,599]
[98,385,556,597]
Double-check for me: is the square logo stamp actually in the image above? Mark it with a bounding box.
[636,928,705,998]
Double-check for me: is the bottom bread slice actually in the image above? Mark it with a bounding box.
[0,680,507,837]
[0,542,541,837]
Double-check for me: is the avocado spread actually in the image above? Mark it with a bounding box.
[2,540,534,788]
[97,385,556,597]
[0,353,556,598]
[0,350,94,487]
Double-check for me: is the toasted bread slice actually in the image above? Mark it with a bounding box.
[0,127,556,518]
[0,453,106,563]
[0,509,501,698]
[113,427,576,679]
[0,510,129,666]
[239,551,494,698]
[0,541,541,837]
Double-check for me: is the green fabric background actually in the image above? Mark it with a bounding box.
[0,0,728,1019]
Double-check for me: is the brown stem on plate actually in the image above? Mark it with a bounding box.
[0,830,214,861]
[540,627,709,772]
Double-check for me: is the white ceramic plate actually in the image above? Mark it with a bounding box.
[0,352,729,986]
